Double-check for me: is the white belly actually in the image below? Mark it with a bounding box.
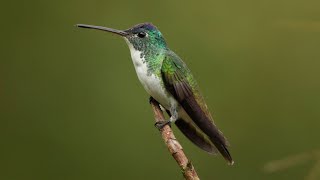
[125,39,177,109]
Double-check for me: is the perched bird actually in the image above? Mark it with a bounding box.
[76,23,234,165]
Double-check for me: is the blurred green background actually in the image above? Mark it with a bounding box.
[1,0,320,179]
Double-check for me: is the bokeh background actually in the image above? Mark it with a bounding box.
[1,0,320,179]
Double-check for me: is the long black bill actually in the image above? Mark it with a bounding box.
[76,24,128,36]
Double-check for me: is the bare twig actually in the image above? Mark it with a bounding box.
[263,150,320,180]
[150,98,200,180]
[305,159,320,180]
[263,151,313,173]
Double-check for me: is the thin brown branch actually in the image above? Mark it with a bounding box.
[263,150,320,180]
[150,98,200,180]
[263,150,320,173]
[263,151,312,173]
[305,160,320,180]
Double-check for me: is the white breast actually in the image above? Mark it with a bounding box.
[124,39,177,109]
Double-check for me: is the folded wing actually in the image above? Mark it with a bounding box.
[161,51,233,164]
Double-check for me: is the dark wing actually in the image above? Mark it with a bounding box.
[161,51,233,164]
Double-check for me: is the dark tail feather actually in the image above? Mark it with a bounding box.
[177,117,234,165]
[175,119,217,154]
[201,122,233,165]
[209,134,234,165]
[181,97,234,165]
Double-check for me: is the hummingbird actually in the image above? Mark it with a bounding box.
[76,23,234,165]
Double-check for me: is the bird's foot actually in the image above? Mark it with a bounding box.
[149,96,156,104]
[154,120,171,131]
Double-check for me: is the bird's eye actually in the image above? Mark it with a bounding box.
[137,32,146,38]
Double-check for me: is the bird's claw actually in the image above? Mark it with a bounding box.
[154,120,171,131]
[149,97,154,104]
